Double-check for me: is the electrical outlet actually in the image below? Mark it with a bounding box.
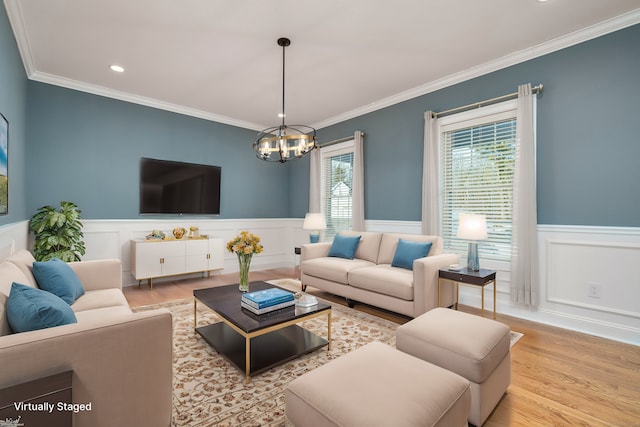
[587,283,601,299]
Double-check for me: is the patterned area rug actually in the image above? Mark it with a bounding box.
[134,279,398,427]
[134,279,523,426]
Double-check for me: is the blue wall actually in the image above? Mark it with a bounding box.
[291,24,640,227]
[26,83,293,219]
[0,5,28,225]
[3,0,639,227]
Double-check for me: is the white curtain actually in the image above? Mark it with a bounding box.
[422,111,440,235]
[351,131,365,231]
[510,83,539,306]
[309,148,321,213]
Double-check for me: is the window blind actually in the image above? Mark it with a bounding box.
[440,113,516,261]
[321,144,354,239]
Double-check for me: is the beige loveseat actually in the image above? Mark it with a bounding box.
[0,250,173,427]
[301,231,459,317]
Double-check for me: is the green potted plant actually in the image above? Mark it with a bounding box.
[29,201,86,262]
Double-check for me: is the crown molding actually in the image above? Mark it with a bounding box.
[312,8,640,130]
[5,0,639,131]
[3,0,266,131]
[28,71,266,131]
[4,0,36,76]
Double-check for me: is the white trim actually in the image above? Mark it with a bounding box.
[364,220,422,234]
[29,71,266,131]
[313,9,640,129]
[538,223,640,236]
[3,0,36,76]
[438,100,517,129]
[3,217,640,344]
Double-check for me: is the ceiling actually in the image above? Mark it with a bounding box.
[5,0,640,130]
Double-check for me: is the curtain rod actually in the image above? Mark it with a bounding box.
[318,131,365,149]
[434,84,543,118]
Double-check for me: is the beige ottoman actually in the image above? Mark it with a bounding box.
[285,342,471,427]
[396,308,511,427]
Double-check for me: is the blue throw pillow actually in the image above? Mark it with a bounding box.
[328,234,362,260]
[7,282,78,333]
[32,258,85,305]
[391,239,433,270]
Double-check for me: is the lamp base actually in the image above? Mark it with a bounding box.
[309,232,320,243]
[467,241,480,271]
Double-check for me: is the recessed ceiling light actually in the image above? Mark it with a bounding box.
[278,113,286,118]
[110,65,125,73]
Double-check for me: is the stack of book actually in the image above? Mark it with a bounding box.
[241,288,295,315]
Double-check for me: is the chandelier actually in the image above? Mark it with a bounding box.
[253,38,317,163]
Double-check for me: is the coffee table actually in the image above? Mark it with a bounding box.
[193,281,331,383]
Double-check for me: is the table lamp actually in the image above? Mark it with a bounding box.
[456,213,488,271]
[303,213,326,243]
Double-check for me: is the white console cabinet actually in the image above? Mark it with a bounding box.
[131,237,224,288]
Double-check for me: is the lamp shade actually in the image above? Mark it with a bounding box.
[303,213,327,230]
[456,213,488,241]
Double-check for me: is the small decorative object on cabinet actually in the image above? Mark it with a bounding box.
[131,237,224,288]
[226,231,264,292]
[173,227,186,239]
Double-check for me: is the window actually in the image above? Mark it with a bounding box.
[439,100,517,262]
[321,140,354,239]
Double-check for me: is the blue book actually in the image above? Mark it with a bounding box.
[241,288,294,309]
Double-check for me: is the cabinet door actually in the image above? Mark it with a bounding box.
[133,241,162,279]
[209,238,225,270]
[161,241,186,276]
[185,239,210,272]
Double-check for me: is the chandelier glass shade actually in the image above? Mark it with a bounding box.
[253,38,317,163]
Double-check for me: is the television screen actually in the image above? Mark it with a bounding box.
[140,158,221,215]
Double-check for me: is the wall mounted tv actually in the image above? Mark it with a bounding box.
[140,157,221,215]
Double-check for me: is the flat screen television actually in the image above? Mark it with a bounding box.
[140,157,221,215]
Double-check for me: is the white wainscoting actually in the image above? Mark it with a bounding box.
[0,221,29,257]
[534,225,640,345]
[366,220,639,345]
[79,218,308,286]
[2,218,638,344]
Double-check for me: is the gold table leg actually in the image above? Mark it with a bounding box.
[327,310,332,350]
[245,337,251,384]
[493,280,496,319]
[194,299,197,329]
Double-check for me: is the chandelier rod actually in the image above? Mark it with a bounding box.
[278,37,291,128]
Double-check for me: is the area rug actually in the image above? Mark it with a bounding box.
[510,331,524,347]
[134,280,398,427]
[134,279,523,426]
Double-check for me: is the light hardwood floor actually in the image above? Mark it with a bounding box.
[123,268,640,427]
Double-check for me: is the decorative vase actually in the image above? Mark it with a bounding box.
[173,227,186,239]
[238,253,252,292]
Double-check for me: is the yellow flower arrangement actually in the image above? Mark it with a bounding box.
[226,230,263,255]
[226,231,263,291]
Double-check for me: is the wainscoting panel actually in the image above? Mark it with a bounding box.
[546,239,640,318]
[3,219,639,344]
[535,225,640,345]
[0,221,29,255]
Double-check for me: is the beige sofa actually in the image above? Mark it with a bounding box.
[0,250,173,427]
[301,231,459,317]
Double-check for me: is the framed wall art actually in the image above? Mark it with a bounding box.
[0,113,7,214]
